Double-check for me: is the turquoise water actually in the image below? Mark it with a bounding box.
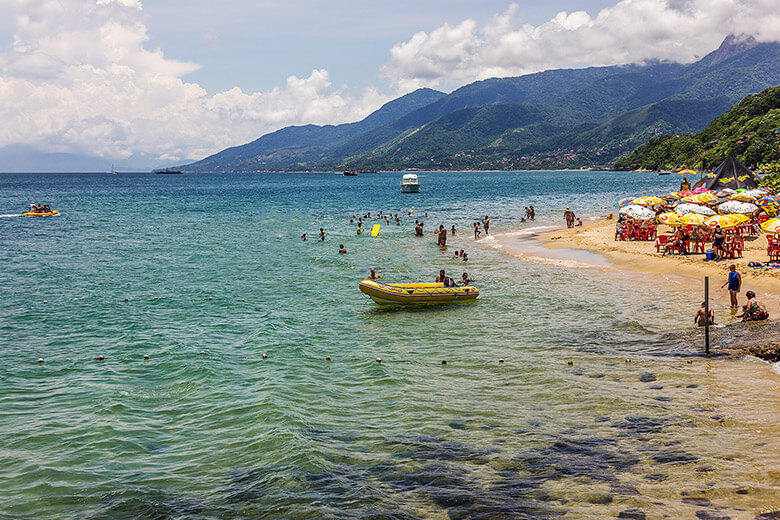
[2,171,779,519]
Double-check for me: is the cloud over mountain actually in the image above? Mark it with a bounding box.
[0,0,387,162]
[382,0,780,91]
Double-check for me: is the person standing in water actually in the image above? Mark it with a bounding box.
[482,216,490,235]
[721,264,741,308]
[319,228,325,241]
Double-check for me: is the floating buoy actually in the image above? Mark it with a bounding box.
[73,298,78,301]
[262,353,267,359]
[325,356,331,361]
[43,300,48,304]
[143,354,149,360]
[200,350,206,356]
[153,297,159,300]
[208,297,213,300]
[37,358,44,364]
[376,357,382,363]
[240,299,245,302]
[97,355,104,361]
[499,359,504,364]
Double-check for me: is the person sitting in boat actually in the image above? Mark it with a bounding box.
[459,273,471,286]
[436,269,455,287]
[29,202,36,213]
[367,268,382,280]
[43,204,51,212]
[36,204,44,213]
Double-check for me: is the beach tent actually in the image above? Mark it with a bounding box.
[700,156,761,191]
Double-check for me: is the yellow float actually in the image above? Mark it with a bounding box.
[22,210,59,217]
[359,279,479,305]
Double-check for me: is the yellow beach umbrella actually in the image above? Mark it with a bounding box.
[728,192,755,202]
[683,192,718,204]
[631,196,664,206]
[656,212,682,226]
[678,169,697,176]
[704,214,750,229]
[760,218,780,234]
[677,213,707,226]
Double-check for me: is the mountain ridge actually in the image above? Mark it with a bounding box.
[182,36,780,172]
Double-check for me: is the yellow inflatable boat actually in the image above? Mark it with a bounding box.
[359,279,479,305]
[22,210,59,217]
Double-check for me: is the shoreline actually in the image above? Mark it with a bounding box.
[490,218,780,360]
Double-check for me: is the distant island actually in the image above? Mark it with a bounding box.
[180,35,780,174]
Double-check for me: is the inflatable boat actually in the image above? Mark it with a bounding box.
[359,279,479,305]
[22,210,59,217]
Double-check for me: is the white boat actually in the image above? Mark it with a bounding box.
[400,173,420,193]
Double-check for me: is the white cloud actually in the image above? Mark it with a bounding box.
[382,0,780,92]
[0,0,388,162]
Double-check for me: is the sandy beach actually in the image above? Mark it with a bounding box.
[534,218,780,307]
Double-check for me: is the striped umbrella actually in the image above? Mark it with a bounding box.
[728,192,755,202]
[755,196,778,207]
[704,214,750,229]
[760,218,780,234]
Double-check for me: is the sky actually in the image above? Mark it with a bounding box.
[0,0,779,166]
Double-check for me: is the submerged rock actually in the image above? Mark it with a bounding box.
[618,510,647,520]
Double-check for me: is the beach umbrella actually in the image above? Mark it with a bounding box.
[678,169,697,176]
[692,187,710,193]
[760,218,780,234]
[656,212,682,226]
[631,196,664,206]
[619,204,655,220]
[755,196,778,207]
[728,192,755,202]
[683,192,718,204]
[677,190,696,198]
[677,213,708,226]
[617,196,636,208]
[743,188,767,199]
[704,214,750,229]
[674,203,716,216]
[718,200,758,214]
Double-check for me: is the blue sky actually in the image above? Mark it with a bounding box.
[0,0,778,165]
[141,1,612,94]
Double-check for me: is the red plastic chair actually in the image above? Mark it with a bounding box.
[655,235,669,252]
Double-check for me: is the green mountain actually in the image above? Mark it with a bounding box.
[613,86,780,171]
[183,36,780,172]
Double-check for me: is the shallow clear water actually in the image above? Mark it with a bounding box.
[1,171,779,519]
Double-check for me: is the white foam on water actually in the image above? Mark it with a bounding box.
[0,214,21,218]
[506,251,603,269]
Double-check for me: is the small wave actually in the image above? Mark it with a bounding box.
[497,225,558,239]
[509,252,601,269]
[0,214,21,218]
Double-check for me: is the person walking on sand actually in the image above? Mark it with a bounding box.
[721,264,741,308]
[711,225,724,260]
[694,302,715,326]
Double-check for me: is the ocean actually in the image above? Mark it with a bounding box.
[1,170,779,519]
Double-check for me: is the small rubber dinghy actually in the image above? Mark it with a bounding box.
[22,210,59,217]
[359,279,478,305]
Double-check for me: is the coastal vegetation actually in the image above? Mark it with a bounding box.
[182,37,780,173]
[613,86,780,173]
